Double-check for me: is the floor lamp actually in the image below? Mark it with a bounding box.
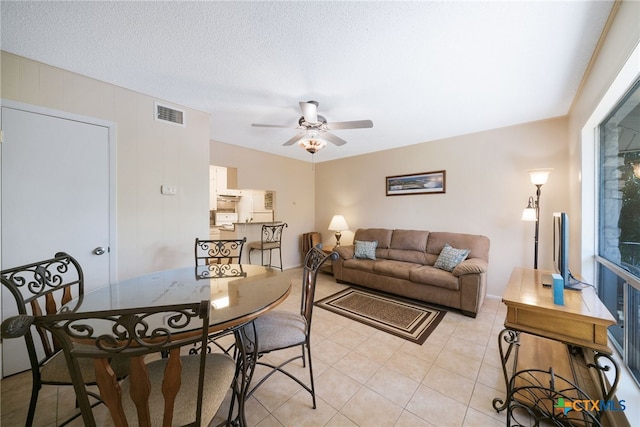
[521,169,552,269]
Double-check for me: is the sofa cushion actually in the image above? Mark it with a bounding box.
[434,244,470,272]
[342,258,376,273]
[410,266,459,291]
[354,240,378,259]
[390,229,429,251]
[372,260,418,280]
[386,249,429,265]
[353,228,393,249]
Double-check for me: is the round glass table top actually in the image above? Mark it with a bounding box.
[63,264,291,331]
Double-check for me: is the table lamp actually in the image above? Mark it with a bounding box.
[328,215,349,247]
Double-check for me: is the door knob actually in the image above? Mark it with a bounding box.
[93,247,107,255]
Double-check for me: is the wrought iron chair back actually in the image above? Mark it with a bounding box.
[300,245,337,332]
[24,301,229,427]
[194,263,246,280]
[0,252,100,426]
[195,237,246,265]
[247,223,288,270]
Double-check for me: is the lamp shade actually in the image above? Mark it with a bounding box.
[328,215,349,231]
[521,196,537,221]
[521,207,537,221]
[633,163,640,179]
[528,168,553,186]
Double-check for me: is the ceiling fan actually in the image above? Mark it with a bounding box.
[251,101,373,153]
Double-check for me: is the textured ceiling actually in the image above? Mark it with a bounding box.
[1,1,614,163]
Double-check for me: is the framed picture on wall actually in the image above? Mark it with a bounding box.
[385,170,446,196]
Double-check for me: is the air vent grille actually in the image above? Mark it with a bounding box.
[155,103,185,126]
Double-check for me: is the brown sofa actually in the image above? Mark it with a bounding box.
[332,228,490,317]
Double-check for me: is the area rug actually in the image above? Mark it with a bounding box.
[314,287,446,344]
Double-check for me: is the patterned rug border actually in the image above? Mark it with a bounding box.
[314,287,446,344]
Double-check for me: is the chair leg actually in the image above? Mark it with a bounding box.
[26,383,39,427]
[305,343,317,409]
[278,247,283,271]
[300,343,306,367]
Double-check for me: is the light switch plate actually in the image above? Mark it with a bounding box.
[161,185,177,195]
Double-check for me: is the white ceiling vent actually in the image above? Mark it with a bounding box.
[155,102,185,126]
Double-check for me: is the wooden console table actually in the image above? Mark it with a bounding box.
[502,268,615,353]
[494,268,623,426]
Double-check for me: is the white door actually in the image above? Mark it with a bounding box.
[1,102,114,376]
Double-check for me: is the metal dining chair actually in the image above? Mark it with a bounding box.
[2,301,237,427]
[0,252,129,426]
[195,237,246,265]
[243,245,337,408]
[194,237,247,356]
[247,223,288,270]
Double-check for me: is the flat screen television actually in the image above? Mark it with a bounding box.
[552,212,582,290]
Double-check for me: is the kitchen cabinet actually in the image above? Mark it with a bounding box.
[209,165,238,209]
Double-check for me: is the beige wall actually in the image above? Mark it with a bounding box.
[315,118,569,297]
[1,52,211,280]
[210,140,315,269]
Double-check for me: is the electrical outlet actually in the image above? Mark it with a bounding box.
[161,185,177,195]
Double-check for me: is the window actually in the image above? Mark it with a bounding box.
[598,77,640,385]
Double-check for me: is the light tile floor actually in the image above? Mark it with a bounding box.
[1,269,510,427]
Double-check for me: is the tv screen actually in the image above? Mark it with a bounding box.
[553,212,582,290]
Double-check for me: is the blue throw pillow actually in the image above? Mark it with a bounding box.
[434,244,470,272]
[354,240,378,260]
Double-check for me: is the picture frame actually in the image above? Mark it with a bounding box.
[385,170,446,196]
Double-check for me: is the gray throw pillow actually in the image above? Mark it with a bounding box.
[434,244,470,271]
[354,240,378,260]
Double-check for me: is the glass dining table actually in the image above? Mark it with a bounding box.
[64,264,290,327]
[60,263,291,426]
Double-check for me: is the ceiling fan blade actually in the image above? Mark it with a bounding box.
[299,101,318,124]
[252,123,292,128]
[327,120,373,130]
[322,131,348,146]
[283,132,307,146]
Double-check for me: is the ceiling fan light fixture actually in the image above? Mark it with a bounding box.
[297,130,327,154]
[298,137,327,154]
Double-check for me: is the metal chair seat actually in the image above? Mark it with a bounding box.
[247,241,281,251]
[40,344,129,384]
[253,311,306,352]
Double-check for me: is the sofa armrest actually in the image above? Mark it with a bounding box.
[452,258,488,277]
[334,245,355,260]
